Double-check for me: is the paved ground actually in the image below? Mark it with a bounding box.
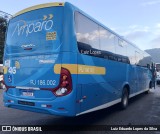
[0,86,160,134]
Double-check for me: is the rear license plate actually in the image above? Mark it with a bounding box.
[18,100,35,106]
[22,92,34,97]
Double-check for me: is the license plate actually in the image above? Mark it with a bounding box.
[18,100,35,106]
[22,92,34,97]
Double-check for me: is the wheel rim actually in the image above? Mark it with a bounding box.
[123,91,128,107]
[123,94,128,106]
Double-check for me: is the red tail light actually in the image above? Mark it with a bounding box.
[2,75,15,92]
[53,67,72,96]
[3,84,15,92]
[2,75,4,84]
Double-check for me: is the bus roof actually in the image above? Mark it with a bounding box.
[13,2,64,17]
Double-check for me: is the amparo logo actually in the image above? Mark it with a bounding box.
[12,16,54,37]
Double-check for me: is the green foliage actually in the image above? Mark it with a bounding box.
[0,16,7,64]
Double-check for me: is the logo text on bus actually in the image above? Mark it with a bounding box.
[12,15,54,37]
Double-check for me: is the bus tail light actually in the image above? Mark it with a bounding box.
[53,67,72,96]
[3,76,8,92]
[4,85,15,92]
[3,76,15,92]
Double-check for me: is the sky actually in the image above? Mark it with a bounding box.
[1,0,160,50]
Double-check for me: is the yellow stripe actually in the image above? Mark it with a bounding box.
[14,2,65,17]
[54,64,106,75]
[3,67,8,74]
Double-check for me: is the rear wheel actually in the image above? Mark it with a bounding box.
[149,81,152,88]
[121,87,129,110]
[146,82,151,94]
[145,90,149,94]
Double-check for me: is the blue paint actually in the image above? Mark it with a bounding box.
[3,2,152,116]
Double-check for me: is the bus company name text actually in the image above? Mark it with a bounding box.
[12,19,53,37]
[81,50,101,55]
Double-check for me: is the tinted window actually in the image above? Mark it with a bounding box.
[116,38,127,56]
[127,44,136,65]
[75,12,101,57]
[75,12,130,64]
[5,7,63,55]
[135,50,143,65]
[99,26,115,53]
[137,51,151,67]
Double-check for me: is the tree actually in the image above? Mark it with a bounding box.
[0,16,7,64]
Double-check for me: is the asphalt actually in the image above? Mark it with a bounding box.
[0,86,160,134]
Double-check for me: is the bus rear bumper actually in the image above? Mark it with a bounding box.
[3,92,76,117]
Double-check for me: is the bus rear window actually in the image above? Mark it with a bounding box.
[5,7,63,55]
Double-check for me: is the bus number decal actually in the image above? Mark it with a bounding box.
[30,80,56,86]
[8,67,16,74]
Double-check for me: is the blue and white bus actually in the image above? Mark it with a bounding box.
[155,63,160,84]
[3,2,152,116]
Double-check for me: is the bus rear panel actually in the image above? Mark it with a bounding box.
[3,3,78,116]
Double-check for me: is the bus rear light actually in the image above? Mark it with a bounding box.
[2,75,16,92]
[53,67,72,97]
[41,67,72,96]
[3,79,15,92]
[1,75,4,84]
[55,87,68,96]
[3,84,15,92]
[8,100,14,103]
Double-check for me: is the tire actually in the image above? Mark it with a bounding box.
[145,90,149,94]
[149,81,152,89]
[121,87,129,110]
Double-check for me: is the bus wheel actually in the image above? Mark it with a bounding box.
[121,87,129,110]
[145,90,149,94]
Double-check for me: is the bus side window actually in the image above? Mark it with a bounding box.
[75,12,100,56]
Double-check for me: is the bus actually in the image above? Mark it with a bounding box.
[155,63,160,72]
[155,63,160,84]
[3,2,152,116]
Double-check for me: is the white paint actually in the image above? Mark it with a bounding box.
[16,86,40,90]
[21,44,35,49]
[8,67,16,74]
[76,99,121,116]
[39,60,55,64]
[129,88,149,98]
[30,79,56,86]
[12,19,53,37]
